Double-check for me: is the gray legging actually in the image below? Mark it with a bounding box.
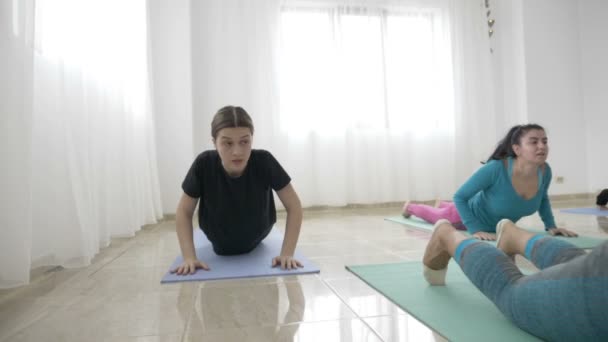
[454,237,608,341]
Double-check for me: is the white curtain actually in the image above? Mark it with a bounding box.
[0,0,162,288]
[191,0,496,208]
[1,0,34,289]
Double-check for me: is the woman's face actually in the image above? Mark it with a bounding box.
[513,129,549,165]
[213,127,253,177]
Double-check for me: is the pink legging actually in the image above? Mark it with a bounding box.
[404,201,463,226]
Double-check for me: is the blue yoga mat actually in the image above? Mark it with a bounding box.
[161,229,320,283]
[560,207,608,216]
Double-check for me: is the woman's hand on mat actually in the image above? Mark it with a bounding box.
[272,255,303,270]
[472,232,497,241]
[547,227,578,237]
[171,258,210,275]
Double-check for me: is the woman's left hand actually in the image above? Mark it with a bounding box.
[272,255,304,270]
[548,227,578,237]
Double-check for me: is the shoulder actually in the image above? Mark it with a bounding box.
[480,159,504,174]
[195,150,218,162]
[251,149,272,157]
[200,150,218,158]
[485,159,503,168]
[250,149,277,163]
[191,150,219,170]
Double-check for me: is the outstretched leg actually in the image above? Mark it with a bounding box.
[496,219,585,270]
[423,221,523,295]
[406,203,460,224]
[423,221,525,303]
[437,200,452,208]
[423,219,608,341]
[503,241,608,341]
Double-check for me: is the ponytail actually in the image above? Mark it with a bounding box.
[486,124,544,162]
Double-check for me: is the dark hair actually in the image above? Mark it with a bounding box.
[597,189,608,206]
[211,106,254,140]
[486,124,545,162]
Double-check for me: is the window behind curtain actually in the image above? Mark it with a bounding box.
[279,4,454,136]
[34,0,148,117]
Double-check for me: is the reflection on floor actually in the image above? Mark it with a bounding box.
[1,199,605,341]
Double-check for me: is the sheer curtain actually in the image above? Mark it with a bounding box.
[1,0,34,289]
[277,1,457,206]
[191,0,496,208]
[1,0,162,288]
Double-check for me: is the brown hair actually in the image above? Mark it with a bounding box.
[486,124,545,162]
[211,106,254,139]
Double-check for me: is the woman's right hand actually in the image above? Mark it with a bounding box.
[170,258,210,275]
[472,231,497,241]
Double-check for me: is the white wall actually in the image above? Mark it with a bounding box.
[520,0,589,195]
[578,0,608,192]
[148,0,194,214]
[492,0,606,195]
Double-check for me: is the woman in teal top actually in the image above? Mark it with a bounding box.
[453,124,578,240]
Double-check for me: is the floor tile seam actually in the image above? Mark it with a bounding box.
[179,282,201,342]
[88,243,136,278]
[0,305,53,342]
[320,277,386,341]
[186,316,385,334]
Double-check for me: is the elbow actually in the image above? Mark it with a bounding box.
[285,201,303,218]
[286,204,303,217]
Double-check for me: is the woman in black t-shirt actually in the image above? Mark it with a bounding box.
[171,106,304,274]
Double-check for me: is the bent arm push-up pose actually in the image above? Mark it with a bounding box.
[172,106,303,275]
[453,124,576,241]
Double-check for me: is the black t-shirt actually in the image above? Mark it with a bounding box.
[182,149,291,255]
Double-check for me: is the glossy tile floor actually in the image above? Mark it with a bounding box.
[1,199,606,341]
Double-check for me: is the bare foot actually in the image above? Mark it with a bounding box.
[423,220,452,270]
[402,201,411,218]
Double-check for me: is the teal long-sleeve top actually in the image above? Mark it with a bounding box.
[453,158,557,234]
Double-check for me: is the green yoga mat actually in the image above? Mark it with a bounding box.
[346,261,541,342]
[385,216,607,249]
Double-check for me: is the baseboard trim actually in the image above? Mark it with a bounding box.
[548,193,595,201]
[161,193,597,216]
[162,213,176,221]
